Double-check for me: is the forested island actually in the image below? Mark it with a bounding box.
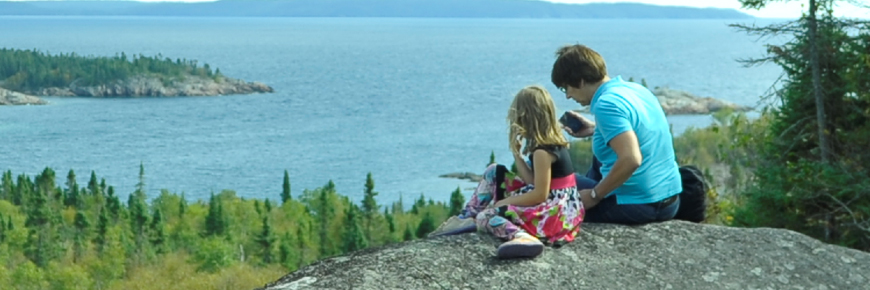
[0,48,273,104]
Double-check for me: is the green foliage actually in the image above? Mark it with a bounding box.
[0,167,460,289]
[281,170,291,203]
[489,151,496,166]
[0,48,219,91]
[730,3,870,250]
[256,216,274,264]
[448,187,465,216]
[193,237,235,272]
[341,205,368,253]
[416,212,436,238]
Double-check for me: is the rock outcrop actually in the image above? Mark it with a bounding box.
[439,172,483,182]
[653,87,751,115]
[257,221,870,290]
[574,87,751,115]
[0,87,47,105]
[26,75,273,97]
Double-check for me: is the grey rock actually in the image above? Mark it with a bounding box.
[439,172,483,182]
[256,221,870,290]
[653,87,752,115]
[0,87,47,105]
[26,75,273,97]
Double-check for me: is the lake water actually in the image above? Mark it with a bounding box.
[0,16,782,204]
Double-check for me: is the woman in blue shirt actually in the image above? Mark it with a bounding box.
[550,44,682,225]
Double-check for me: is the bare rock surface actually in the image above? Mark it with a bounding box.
[256,221,870,290]
[26,75,273,97]
[0,87,47,105]
[439,172,483,182]
[653,87,751,115]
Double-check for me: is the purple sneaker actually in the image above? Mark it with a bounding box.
[496,233,544,259]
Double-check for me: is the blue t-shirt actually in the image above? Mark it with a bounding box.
[590,76,682,204]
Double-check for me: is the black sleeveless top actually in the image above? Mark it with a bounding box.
[528,145,575,179]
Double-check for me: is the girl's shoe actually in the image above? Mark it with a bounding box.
[496,232,544,259]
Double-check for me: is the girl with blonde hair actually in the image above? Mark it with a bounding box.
[433,85,584,259]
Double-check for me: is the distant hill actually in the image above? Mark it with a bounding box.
[0,0,753,19]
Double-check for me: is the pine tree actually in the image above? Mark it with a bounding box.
[448,187,465,216]
[87,171,100,196]
[265,198,273,213]
[2,170,14,201]
[341,205,368,253]
[178,193,187,217]
[99,178,107,196]
[256,216,275,264]
[410,193,426,214]
[489,151,496,166]
[150,208,166,254]
[296,221,308,269]
[416,212,436,238]
[95,209,109,253]
[106,186,121,220]
[315,184,336,257]
[204,193,226,237]
[281,170,292,203]
[65,169,80,208]
[128,166,150,263]
[279,232,295,270]
[24,185,60,268]
[12,174,31,207]
[361,172,379,242]
[0,214,6,243]
[385,209,395,233]
[73,210,89,263]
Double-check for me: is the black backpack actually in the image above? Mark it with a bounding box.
[673,165,708,223]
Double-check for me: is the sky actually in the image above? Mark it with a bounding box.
[5,0,869,19]
[544,0,869,18]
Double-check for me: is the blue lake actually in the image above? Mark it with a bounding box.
[0,16,782,204]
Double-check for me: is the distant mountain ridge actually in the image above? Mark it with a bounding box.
[0,0,753,19]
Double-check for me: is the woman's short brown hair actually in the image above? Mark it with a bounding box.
[551,44,608,90]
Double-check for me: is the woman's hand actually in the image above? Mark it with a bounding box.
[578,189,601,209]
[562,111,596,138]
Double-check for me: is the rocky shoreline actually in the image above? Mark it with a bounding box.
[0,74,273,105]
[0,87,47,105]
[26,75,273,98]
[653,87,752,115]
[570,86,752,115]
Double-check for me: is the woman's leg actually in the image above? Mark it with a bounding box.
[584,195,680,225]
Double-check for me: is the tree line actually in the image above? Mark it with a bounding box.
[0,48,221,91]
[0,165,465,289]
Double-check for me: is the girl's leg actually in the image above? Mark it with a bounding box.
[475,207,544,259]
[474,207,521,240]
[460,164,507,218]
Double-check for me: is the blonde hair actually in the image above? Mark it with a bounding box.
[507,85,569,156]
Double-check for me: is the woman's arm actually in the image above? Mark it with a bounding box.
[582,130,642,208]
[497,149,553,207]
